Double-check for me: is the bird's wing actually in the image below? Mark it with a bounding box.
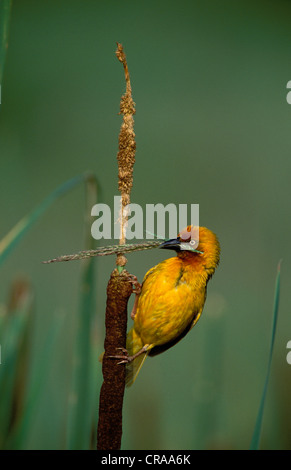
[148,307,202,357]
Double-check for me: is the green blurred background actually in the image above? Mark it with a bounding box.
[1,0,291,450]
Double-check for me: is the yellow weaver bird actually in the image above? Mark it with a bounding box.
[112,225,220,386]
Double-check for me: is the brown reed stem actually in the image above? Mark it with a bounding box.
[97,270,132,450]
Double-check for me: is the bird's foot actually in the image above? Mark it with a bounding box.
[109,344,150,365]
[127,274,141,319]
[108,347,134,364]
[127,274,142,295]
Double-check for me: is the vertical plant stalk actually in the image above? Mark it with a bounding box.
[97,271,132,450]
[67,174,99,449]
[250,260,281,450]
[97,43,136,450]
[0,279,33,449]
[115,42,136,268]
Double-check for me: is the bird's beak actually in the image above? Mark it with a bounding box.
[159,238,203,254]
[159,238,181,251]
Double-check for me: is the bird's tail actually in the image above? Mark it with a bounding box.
[125,327,148,387]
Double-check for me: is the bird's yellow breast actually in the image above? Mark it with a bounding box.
[133,256,208,348]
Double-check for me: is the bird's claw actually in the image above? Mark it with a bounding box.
[127,274,142,295]
[127,274,142,319]
[108,347,133,364]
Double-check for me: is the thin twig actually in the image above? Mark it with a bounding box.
[43,240,162,264]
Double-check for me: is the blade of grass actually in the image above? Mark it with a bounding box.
[0,173,94,266]
[6,310,65,449]
[89,340,100,449]
[250,260,282,450]
[0,172,100,448]
[0,280,33,449]
[66,175,99,449]
[0,314,28,446]
[0,0,12,86]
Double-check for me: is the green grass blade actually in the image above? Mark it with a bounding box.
[0,314,28,446]
[66,175,99,449]
[0,280,33,449]
[0,0,12,86]
[0,173,93,266]
[1,173,100,448]
[7,311,65,449]
[250,260,281,450]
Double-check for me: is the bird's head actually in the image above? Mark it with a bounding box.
[159,225,220,274]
